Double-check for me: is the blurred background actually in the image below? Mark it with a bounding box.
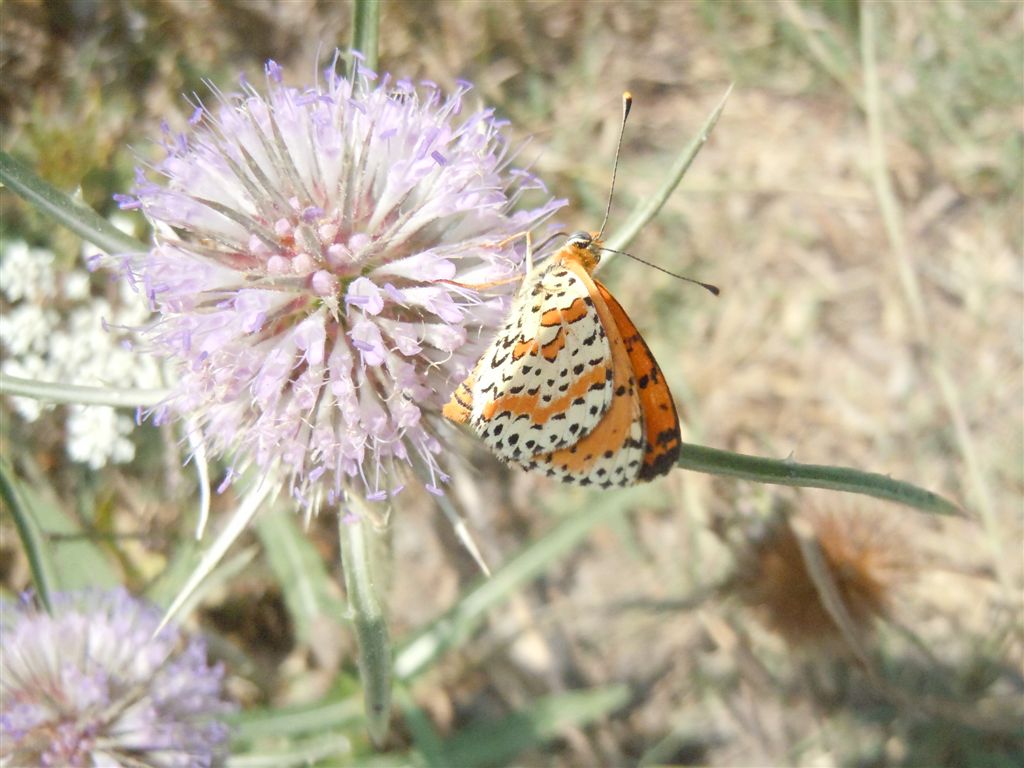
[2,1,1021,765]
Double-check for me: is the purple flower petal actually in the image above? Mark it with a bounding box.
[0,589,234,766]
[346,276,385,315]
[110,53,564,512]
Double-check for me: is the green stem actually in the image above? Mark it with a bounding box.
[351,0,381,73]
[0,150,148,255]
[343,2,386,740]
[337,506,392,746]
[0,373,169,408]
[676,443,961,517]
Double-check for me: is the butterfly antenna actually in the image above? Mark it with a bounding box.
[598,246,721,296]
[597,92,633,240]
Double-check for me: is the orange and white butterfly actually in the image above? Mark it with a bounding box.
[443,94,717,487]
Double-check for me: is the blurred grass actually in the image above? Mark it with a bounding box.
[1,1,1021,766]
[2,453,118,595]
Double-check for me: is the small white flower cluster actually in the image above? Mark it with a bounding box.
[0,234,162,468]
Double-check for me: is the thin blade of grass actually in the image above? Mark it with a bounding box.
[155,476,274,631]
[790,516,873,669]
[0,150,148,255]
[676,443,961,517]
[394,485,659,681]
[394,684,447,768]
[0,457,118,594]
[0,456,59,608]
[605,84,733,255]
[777,0,863,108]
[257,506,346,645]
[145,523,260,621]
[145,535,201,609]
[859,2,1004,583]
[435,685,631,768]
[229,696,364,741]
[183,418,212,540]
[226,734,353,768]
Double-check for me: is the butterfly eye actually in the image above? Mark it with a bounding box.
[568,230,592,247]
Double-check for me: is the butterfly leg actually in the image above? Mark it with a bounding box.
[487,229,533,250]
[435,275,522,291]
[436,230,536,292]
[484,229,537,270]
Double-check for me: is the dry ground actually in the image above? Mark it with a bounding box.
[2,1,1021,766]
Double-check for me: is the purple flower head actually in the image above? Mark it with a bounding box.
[0,589,234,767]
[117,55,562,510]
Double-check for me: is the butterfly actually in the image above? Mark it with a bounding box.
[443,229,687,487]
[443,94,717,487]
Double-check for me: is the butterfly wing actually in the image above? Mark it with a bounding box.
[442,370,476,424]
[443,253,680,486]
[518,261,647,487]
[591,279,681,480]
[457,261,615,463]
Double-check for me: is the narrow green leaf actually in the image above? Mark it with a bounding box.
[605,84,733,254]
[436,685,631,768]
[152,545,259,623]
[154,478,273,629]
[638,721,714,767]
[145,536,202,609]
[777,0,864,109]
[0,456,58,609]
[394,684,447,768]
[859,2,1002,580]
[0,150,148,255]
[230,696,364,741]
[395,486,657,681]
[226,734,353,768]
[0,457,117,593]
[676,443,962,516]
[257,506,346,644]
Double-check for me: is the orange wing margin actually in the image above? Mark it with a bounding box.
[592,280,681,480]
[531,260,641,483]
[443,372,475,424]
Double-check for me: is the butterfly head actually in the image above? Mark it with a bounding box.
[563,230,604,272]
